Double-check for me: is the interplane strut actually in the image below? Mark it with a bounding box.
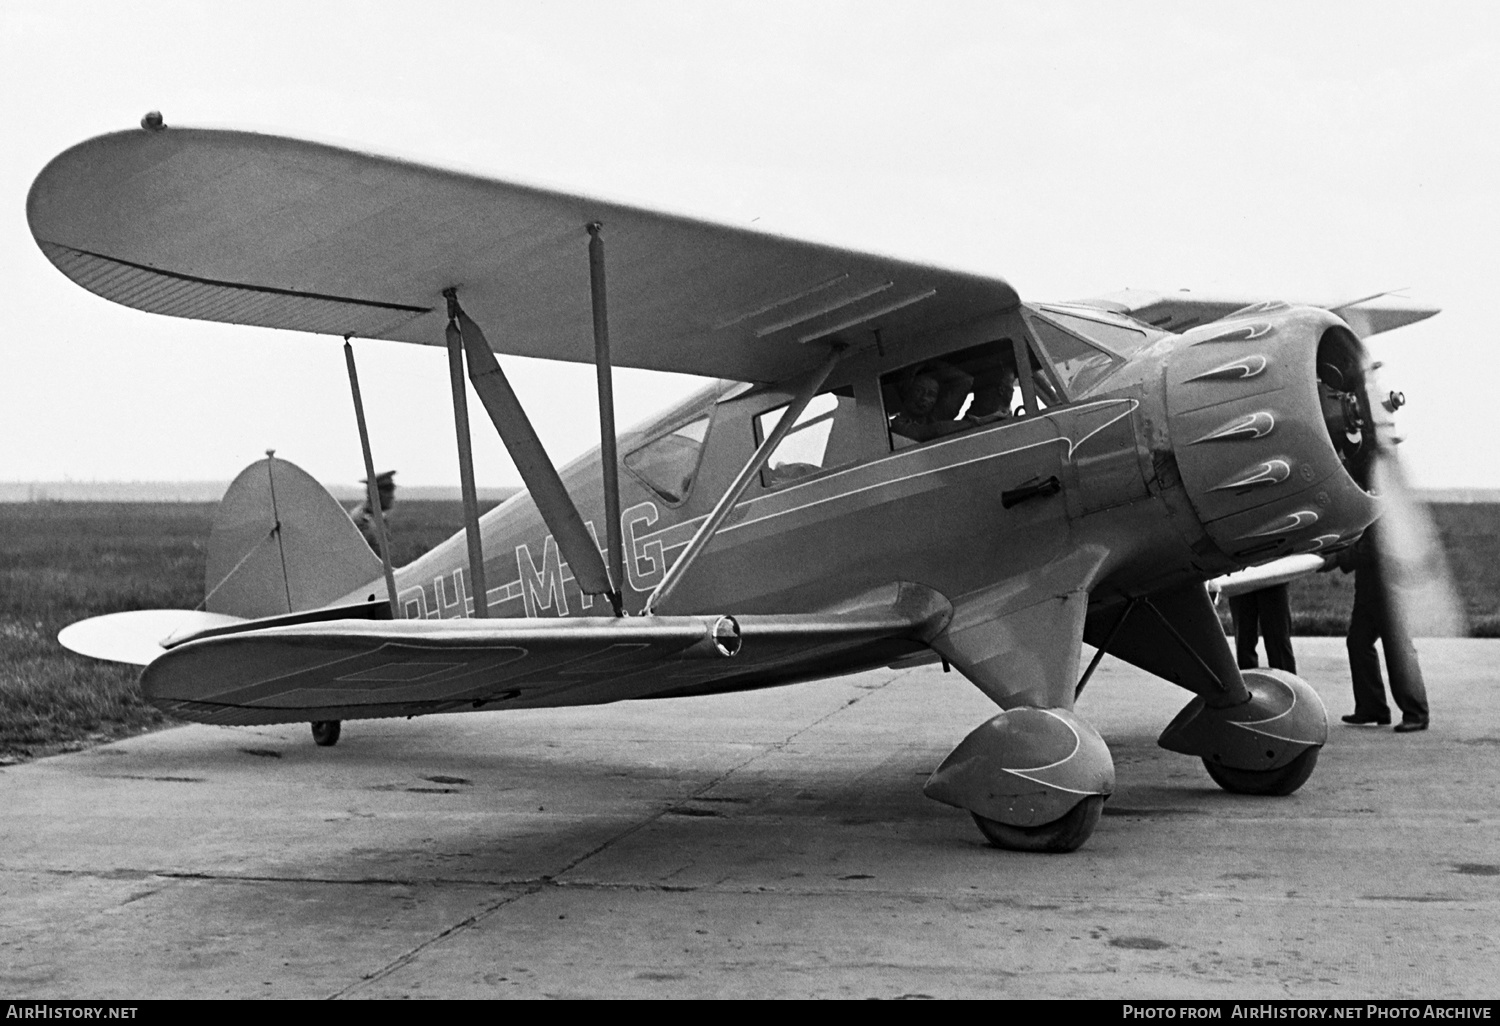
[443,296,490,617]
[342,339,400,618]
[588,223,626,616]
[444,291,613,606]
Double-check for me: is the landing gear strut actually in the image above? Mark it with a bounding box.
[311,720,341,747]
[1159,668,1327,796]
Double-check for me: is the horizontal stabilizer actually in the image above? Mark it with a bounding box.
[142,583,952,725]
[58,609,246,666]
[58,599,391,667]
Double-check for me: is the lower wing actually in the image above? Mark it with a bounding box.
[142,583,952,725]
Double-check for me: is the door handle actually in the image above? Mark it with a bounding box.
[1001,475,1062,509]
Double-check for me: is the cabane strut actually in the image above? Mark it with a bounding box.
[643,346,844,615]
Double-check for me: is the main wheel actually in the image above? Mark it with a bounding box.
[1203,746,1319,796]
[971,794,1104,853]
[311,720,341,747]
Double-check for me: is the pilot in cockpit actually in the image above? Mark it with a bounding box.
[888,364,973,442]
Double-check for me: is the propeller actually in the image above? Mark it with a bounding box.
[1363,368,1467,638]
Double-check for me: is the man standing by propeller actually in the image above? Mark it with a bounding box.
[1334,519,1430,732]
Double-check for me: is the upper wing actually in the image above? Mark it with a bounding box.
[1076,288,1439,338]
[140,583,952,725]
[29,126,1019,383]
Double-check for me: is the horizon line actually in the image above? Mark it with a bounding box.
[1,480,1497,504]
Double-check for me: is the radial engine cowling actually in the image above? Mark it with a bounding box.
[1164,303,1379,565]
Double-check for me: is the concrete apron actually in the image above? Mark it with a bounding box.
[1,637,1496,999]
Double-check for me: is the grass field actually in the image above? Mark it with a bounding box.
[1277,503,1500,637]
[0,500,489,761]
[2,500,1496,761]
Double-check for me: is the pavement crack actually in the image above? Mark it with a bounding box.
[116,887,162,907]
[15,867,1500,911]
[329,885,544,1000]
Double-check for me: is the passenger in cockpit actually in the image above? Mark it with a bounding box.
[966,348,1020,424]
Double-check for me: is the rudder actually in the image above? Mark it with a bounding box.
[206,456,383,618]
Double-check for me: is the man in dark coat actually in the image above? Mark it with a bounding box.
[1228,584,1296,674]
[1335,520,1430,732]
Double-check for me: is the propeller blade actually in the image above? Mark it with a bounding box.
[1369,451,1466,637]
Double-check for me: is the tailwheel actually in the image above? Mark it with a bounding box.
[311,720,342,747]
[971,794,1104,853]
[1203,746,1319,796]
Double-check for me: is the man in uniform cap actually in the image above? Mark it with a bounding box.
[352,470,396,557]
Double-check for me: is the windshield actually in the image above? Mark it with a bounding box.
[1025,313,1121,397]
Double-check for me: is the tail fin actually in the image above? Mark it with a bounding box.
[206,456,382,618]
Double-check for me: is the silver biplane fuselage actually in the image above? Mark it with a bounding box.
[385,299,1374,704]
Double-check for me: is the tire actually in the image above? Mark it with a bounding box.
[311,720,342,747]
[971,794,1105,853]
[1203,746,1319,796]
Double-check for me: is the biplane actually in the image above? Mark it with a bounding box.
[31,115,1443,852]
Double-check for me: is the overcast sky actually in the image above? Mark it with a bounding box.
[3,1,1496,488]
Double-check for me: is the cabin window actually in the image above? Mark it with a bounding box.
[755,386,858,487]
[623,416,710,504]
[880,339,1035,450]
[1026,311,1124,397]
